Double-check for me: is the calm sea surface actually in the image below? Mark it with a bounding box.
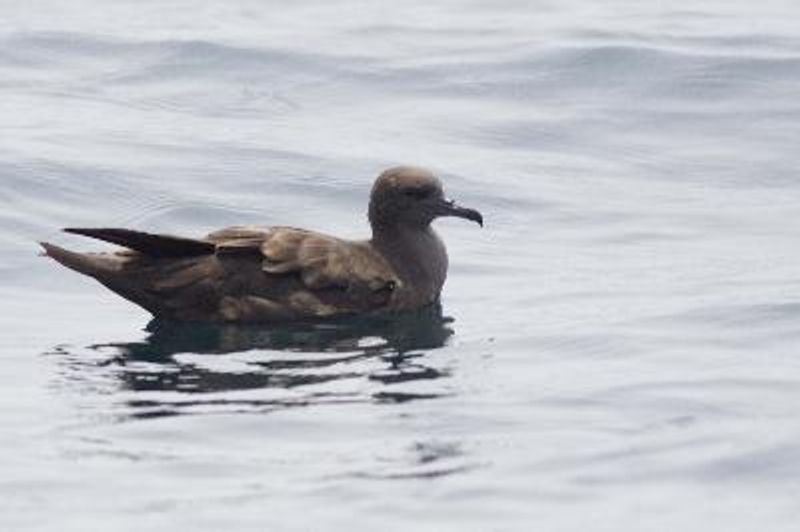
[3,1,800,530]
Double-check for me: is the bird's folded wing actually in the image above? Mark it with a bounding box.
[64,227,215,257]
[207,225,272,253]
[208,225,397,293]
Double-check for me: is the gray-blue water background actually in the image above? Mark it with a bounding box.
[3,1,800,530]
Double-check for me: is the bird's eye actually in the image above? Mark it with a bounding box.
[403,187,433,200]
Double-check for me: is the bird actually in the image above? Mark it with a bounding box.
[40,166,483,323]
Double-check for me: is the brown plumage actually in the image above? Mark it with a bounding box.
[41,166,483,323]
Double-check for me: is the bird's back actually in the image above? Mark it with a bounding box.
[42,225,400,322]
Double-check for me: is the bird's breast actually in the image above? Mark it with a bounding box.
[378,229,448,310]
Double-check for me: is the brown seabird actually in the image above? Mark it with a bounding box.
[40,166,483,322]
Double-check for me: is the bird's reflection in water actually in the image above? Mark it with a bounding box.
[74,304,454,417]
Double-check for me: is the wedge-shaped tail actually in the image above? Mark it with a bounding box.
[40,241,121,278]
[40,233,223,319]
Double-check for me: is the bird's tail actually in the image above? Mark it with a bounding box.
[40,241,170,316]
[39,241,120,279]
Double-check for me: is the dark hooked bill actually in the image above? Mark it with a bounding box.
[437,199,484,227]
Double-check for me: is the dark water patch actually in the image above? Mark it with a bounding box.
[123,392,366,419]
[46,306,455,418]
[372,391,445,403]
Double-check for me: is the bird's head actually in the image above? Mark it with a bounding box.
[368,166,483,231]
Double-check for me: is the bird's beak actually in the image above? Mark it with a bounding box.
[435,198,484,227]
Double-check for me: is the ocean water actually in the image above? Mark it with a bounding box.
[3,1,800,530]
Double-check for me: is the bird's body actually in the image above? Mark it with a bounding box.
[41,167,482,323]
